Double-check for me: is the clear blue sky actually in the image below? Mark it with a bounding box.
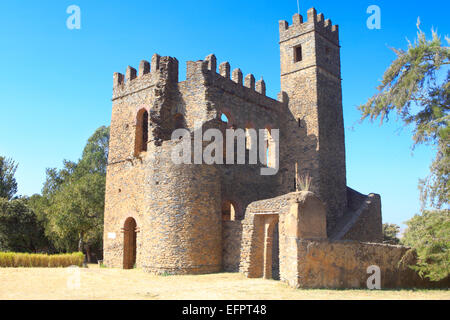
[0,1,448,229]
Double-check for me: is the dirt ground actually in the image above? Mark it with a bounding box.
[0,264,448,300]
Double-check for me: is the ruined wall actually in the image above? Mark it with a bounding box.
[341,190,382,242]
[283,239,449,289]
[240,191,325,279]
[330,188,383,243]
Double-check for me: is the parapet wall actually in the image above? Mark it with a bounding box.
[112,54,179,101]
[112,52,285,128]
[279,8,339,45]
[184,54,285,115]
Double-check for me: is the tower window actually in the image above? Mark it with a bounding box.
[220,113,229,124]
[135,109,148,155]
[219,111,234,128]
[294,45,302,62]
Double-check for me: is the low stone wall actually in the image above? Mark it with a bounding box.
[282,239,449,289]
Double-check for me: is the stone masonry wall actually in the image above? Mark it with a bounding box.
[240,191,326,279]
[222,221,243,272]
[330,188,383,243]
[284,239,449,289]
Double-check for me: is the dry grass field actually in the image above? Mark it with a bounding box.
[0,264,448,300]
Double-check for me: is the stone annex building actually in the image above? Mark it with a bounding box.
[103,8,438,288]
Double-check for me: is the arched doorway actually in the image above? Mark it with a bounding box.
[263,215,279,280]
[123,217,137,269]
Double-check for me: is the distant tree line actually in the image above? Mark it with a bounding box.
[0,126,109,262]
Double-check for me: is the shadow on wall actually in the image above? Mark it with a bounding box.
[222,220,243,272]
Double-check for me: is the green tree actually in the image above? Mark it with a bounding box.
[0,197,49,252]
[46,173,105,259]
[401,210,449,281]
[382,223,401,244]
[35,126,109,261]
[0,156,18,200]
[42,160,77,197]
[358,20,449,208]
[77,126,109,175]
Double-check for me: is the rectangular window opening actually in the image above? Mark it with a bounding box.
[294,45,302,62]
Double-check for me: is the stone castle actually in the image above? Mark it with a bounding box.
[103,8,435,288]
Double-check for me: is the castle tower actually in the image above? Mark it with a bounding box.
[103,55,222,273]
[279,8,347,232]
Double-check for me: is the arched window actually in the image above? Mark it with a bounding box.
[221,113,229,123]
[220,111,233,128]
[265,127,275,168]
[222,200,237,221]
[220,111,234,160]
[245,125,255,150]
[135,109,148,155]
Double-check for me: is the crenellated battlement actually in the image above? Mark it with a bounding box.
[198,54,285,113]
[279,7,339,45]
[199,54,271,98]
[113,51,274,103]
[112,54,178,100]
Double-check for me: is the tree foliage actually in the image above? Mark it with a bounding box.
[0,197,49,252]
[382,223,401,244]
[401,210,450,281]
[46,173,105,254]
[78,125,109,175]
[0,156,18,200]
[34,126,110,260]
[358,20,449,208]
